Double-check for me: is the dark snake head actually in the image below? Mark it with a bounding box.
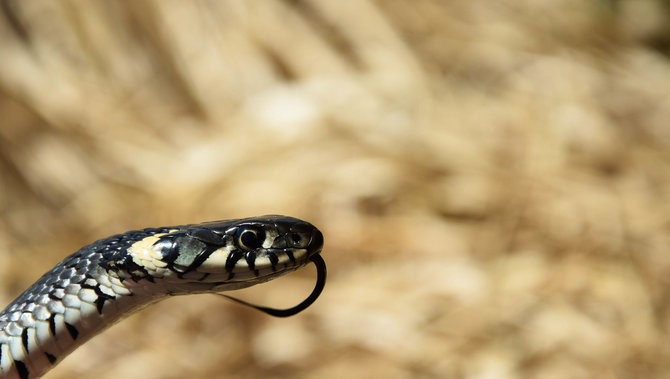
[142,215,324,293]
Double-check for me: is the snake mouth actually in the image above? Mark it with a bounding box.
[216,252,327,317]
[307,229,324,257]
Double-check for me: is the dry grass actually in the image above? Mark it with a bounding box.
[1,1,670,378]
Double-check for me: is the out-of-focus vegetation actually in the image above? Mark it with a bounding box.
[1,1,670,378]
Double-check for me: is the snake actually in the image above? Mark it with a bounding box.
[0,215,326,379]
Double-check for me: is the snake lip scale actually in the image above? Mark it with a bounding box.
[0,215,326,379]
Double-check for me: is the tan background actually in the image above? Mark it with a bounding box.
[1,1,670,378]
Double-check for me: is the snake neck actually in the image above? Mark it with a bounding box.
[0,228,172,379]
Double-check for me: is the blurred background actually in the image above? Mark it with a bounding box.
[0,1,669,378]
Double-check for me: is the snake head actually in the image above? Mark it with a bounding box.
[141,215,323,293]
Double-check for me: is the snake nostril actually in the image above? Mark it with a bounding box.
[291,233,303,244]
[308,230,324,254]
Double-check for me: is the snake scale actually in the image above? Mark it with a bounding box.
[0,215,326,379]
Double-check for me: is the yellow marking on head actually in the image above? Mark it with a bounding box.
[126,231,178,277]
[272,249,308,266]
[197,245,234,272]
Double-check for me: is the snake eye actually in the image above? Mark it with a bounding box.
[236,227,265,250]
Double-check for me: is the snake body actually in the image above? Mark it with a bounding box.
[0,215,324,379]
